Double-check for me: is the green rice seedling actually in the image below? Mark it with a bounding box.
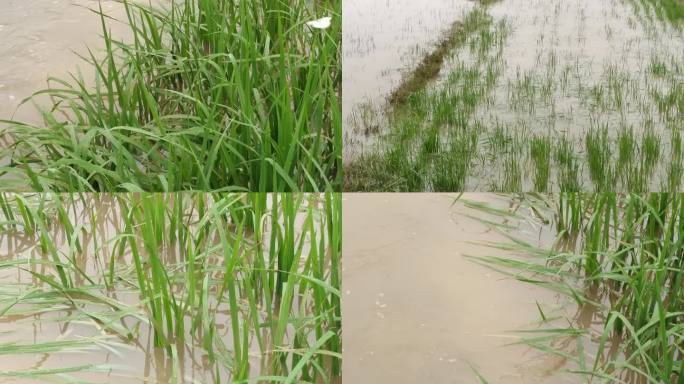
[649,56,669,76]
[345,0,681,192]
[530,135,551,192]
[617,125,636,171]
[488,121,512,153]
[554,137,582,192]
[642,127,661,173]
[665,130,683,191]
[0,0,341,192]
[499,156,522,192]
[0,192,341,382]
[432,129,478,191]
[585,120,613,191]
[345,6,507,191]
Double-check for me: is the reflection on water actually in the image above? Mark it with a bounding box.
[342,193,582,383]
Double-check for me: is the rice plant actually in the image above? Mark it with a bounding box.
[0,0,341,192]
[0,192,341,382]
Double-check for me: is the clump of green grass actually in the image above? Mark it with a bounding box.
[0,0,341,192]
[0,192,341,382]
[530,135,551,192]
[585,121,613,190]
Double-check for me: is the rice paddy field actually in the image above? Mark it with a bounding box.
[0,0,341,192]
[0,192,341,383]
[344,193,684,383]
[344,0,684,192]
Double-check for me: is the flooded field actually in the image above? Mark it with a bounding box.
[345,0,684,192]
[0,0,131,124]
[343,0,473,153]
[343,193,684,382]
[0,193,341,383]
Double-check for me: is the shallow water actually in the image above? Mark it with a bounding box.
[342,193,581,383]
[462,0,684,189]
[0,0,133,124]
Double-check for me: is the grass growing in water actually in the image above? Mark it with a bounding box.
[464,193,684,383]
[0,192,341,382]
[0,0,341,192]
[345,7,507,191]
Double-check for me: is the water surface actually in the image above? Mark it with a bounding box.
[343,193,580,383]
[0,0,133,123]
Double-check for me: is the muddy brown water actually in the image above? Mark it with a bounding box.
[0,0,144,125]
[342,193,584,383]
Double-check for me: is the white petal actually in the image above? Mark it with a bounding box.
[306,16,332,30]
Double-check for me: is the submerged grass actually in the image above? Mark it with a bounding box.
[0,0,341,192]
[0,192,341,382]
[464,193,684,383]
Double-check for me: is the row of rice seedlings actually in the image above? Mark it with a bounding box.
[638,0,684,23]
[0,0,341,192]
[464,193,684,383]
[344,6,508,191]
[0,192,341,382]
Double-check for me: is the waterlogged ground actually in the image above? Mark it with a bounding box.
[343,0,474,157]
[0,0,133,124]
[0,194,340,383]
[342,193,585,383]
[345,0,684,191]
